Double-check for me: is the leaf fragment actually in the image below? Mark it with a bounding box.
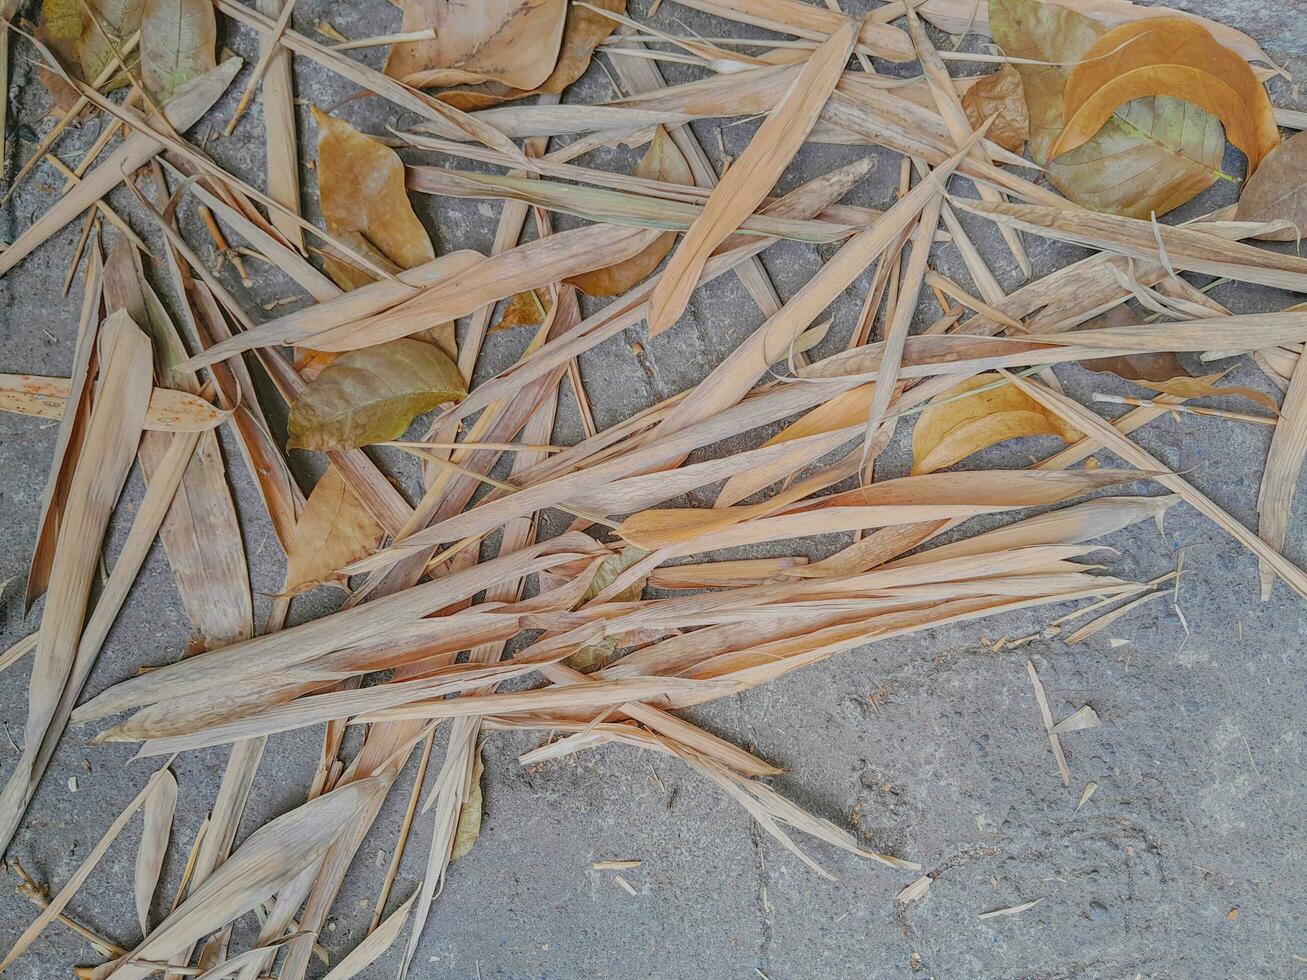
[912,374,1082,475]
[283,466,385,594]
[287,338,466,452]
[140,0,217,101]
[134,768,177,935]
[1235,129,1307,241]
[450,748,484,861]
[961,64,1029,154]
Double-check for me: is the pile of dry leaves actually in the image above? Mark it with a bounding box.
[1,0,1305,975]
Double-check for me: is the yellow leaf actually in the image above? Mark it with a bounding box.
[566,126,694,297]
[312,107,435,292]
[1049,17,1279,174]
[283,466,384,595]
[911,374,1082,475]
[450,748,484,861]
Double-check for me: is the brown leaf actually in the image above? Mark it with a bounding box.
[961,64,1029,154]
[1049,17,1279,175]
[283,466,385,595]
[1139,375,1279,413]
[1079,306,1188,383]
[566,126,694,297]
[437,0,626,111]
[911,373,1082,475]
[313,107,436,291]
[140,0,217,101]
[1235,129,1307,242]
[489,288,553,333]
[385,0,568,91]
[989,0,1225,218]
[287,338,466,452]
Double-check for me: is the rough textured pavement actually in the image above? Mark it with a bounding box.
[2,1,1306,977]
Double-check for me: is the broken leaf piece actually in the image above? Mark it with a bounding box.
[1235,129,1307,241]
[566,546,650,672]
[961,64,1029,154]
[1049,18,1279,175]
[313,107,436,291]
[287,338,466,452]
[989,0,1225,218]
[1051,705,1101,734]
[450,748,484,861]
[386,0,569,91]
[911,373,1082,475]
[490,288,553,333]
[1079,307,1188,384]
[283,466,385,594]
[140,0,217,101]
[567,127,694,297]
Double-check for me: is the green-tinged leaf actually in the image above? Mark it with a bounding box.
[313,107,436,291]
[287,338,466,452]
[989,0,1225,218]
[566,547,650,672]
[140,0,216,101]
[283,466,385,594]
[450,748,484,861]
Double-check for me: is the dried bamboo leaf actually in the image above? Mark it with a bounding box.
[1048,18,1279,174]
[321,894,416,980]
[134,767,177,935]
[287,338,466,452]
[314,108,435,291]
[673,0,914,62]
[646,16,857,335]
[385,0,568,91]
[140,0,216,100]
[912,373,1083,475]
[1256,356,1307,598]
[0,373,231,431]
[256,0,303,250]
[284,466,385,594]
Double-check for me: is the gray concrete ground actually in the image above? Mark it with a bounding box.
[2,1,1307,977]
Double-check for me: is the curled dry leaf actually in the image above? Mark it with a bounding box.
[567,126,694,297]
[961,64,1029,154]
[911,374,1082,475]
[1236,129,1307,242]
[140,0,217,101]
[386,0,569,91]
[437,0,626,111]
[1049,17,1279,175]
[283,466,385,595]
[450,747,484,861]
[989,0,1225,218]
[287,338,466,452]
[1138,374,1279,413]
[313,107,436,292]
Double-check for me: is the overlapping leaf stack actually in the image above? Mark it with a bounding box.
[1,0,1305,975]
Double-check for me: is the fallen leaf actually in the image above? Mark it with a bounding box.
[989,0,1225,218]
[489,288,553,333]
[134,767,177,935]
[961,64,1029,153]
[385,0,569,91]
[1079,306,1188,383]
[450,748,484,861]
[287,338,466,452]
[1235,129,1307,241]
[567,126,694,297]
[313,107,436,291]
[911,373,1082,475]
[1138,375,1279,413]
[140,0,217,101]
[78,0,144,85]
[567,546,650,672]
[283,466,385,594]
[437,0,626,111]
[1049,18,1279,175]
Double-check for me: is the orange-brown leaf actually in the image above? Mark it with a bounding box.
[961,65,1029,154]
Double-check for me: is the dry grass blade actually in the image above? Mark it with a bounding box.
[256,0,305,249]
[1026,660,1069,786]
[646,16,857,335]
[673,0,913,61]
[323,894,415,980]
[1256,356,1307,599]
[134,768,178,935]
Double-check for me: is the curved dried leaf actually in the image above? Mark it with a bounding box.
[567,127,693,297]
[287,338,466,452]
[1236,129,1307,242]
[140,0,217,101]
[450,748,484,861]
[438,0,626,111]
[313,108,436,291]
[912,373,1082,475]
[386,0,568,91]
[962,64,1029,154]
[134,768,177,935]
[1049,18,1279,174]
[284,466,385,594]
[990,0,1225,218]
[1139,375,1279,412]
